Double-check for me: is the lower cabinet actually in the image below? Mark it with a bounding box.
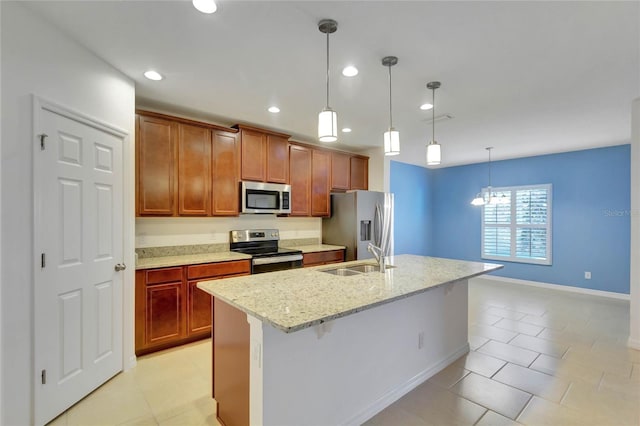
[135,259,250,355]
[302,249,345,267]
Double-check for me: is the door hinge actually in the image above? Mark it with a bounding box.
[37,133,48,150]
[41,369,46,385]
[41,253,46,268]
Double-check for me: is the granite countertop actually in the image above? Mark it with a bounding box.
[135,251,252,270]
[197,254,503,333]
[282,244,345,253]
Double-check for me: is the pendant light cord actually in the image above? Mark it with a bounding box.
[388,65,393,128]
[326,32,330,108]
[431,86,435,142]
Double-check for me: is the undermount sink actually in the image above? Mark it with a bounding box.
[319,263,397,275]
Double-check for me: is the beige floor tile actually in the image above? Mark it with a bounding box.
[450,372,531,420]
[591,341,640,364]
[143,376,211,421]
[66,386,153,426]
[478,340,540,367]
[493,363,570,403]
[537,328,595,348]
[562,381,640,426]
[476,410,521,426]
[562,347,634,378]
[46,412,68,426]
[529,354,603,386]
[509,334,569,358]
[469,334,490,350]
[428,363,469,388]
[600,372,640,400]
[473,312,503,326]
[118,415,158,426]
[470,324,518,343]
[519,314,567,331]
[363,402,426,426]
[517,395,607,426]
[486,307,527,321]
[633,364,640,381]
[397,380,487,425]
[494,318,544,337]
[450,351,507,378]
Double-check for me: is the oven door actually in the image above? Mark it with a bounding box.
[252,254,303,274]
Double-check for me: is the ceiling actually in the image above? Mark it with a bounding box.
[24,1,640,167]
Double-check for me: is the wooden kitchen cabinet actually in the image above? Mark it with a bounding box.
[330,152,351,191]
[303,249,345,267]
[212,130,240,216]
[311,150,330,217]
[239,125,291,183]
[136,114,178,215]
[289,144,312,216]
[350,156,369,190]
[135,260,250,355]
[178,123,211,216]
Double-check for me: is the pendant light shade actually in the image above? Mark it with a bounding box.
[425,81,442,165]
[382,56,400,156]
[318,108,338,142]
[318,19,338,143]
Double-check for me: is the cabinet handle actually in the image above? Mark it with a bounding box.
[115,263,127,272]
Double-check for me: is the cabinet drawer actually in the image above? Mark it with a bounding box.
[187,260,251,279]
[145,267,183,285]
[303,250,344,266]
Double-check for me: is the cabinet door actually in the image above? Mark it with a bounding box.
[212,131,240,216]
[289,145,311,216]
[145,281,186,346]
[240,129,266,182]
[350,156,369,190]
[178,124,211,216]
[187,280,212,336]
[311,150,330,217]
[330,152,351,190]
[266,135,289,183]
[137,115,178,215]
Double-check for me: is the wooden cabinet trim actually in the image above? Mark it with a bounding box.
[136,109,237,133]
[303,249,345,267]
[187,260,251,280]
[233,123,290,139]
[145,267,184,285]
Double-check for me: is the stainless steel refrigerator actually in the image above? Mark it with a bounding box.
[322,190,394,261]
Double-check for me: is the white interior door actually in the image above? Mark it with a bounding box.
[33,99,125,425]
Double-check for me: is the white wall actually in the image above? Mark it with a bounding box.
[0,3,136,424]
[630,97,640,350]
[363,147,385,192]
[136,216,321,248]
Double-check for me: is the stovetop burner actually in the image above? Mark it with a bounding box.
[229,229,302,258]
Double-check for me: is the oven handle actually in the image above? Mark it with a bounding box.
[252,254,303,265]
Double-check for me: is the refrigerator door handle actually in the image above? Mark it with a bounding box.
[373,203,383,247]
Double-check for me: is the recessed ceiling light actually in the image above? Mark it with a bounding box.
[420,103,433,111]
[342,66,358,77]
[268,106,280,113]
[342,128,352,133]
[192,0,217,14]
[143,70,163,81]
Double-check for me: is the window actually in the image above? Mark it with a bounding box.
[481,184,552,265]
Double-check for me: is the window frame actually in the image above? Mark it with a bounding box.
[480,183,553,266]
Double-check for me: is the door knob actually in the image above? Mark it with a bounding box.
[115,263,127,272]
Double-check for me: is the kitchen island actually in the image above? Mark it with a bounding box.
[198,255,502,426]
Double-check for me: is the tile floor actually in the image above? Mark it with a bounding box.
[48,279,640,426]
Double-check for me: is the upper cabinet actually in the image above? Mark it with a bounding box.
[330,152,351,191]
[350,156,369,190]
[311,150,330,217]
[137,114,178,216]
[238,125,290,184]
[178,123,211,216]
[211,130,240,216]
[289,145,311,216]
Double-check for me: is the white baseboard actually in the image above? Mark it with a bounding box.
[628,337,640,350]
[344,343,470,426]
[473,275,630,301]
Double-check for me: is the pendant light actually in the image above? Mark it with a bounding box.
[318,19,338,143]
[382,56,400,156]
[426,81,442,165]
[471,147,508,206]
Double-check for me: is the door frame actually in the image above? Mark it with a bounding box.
[31,95,135,423]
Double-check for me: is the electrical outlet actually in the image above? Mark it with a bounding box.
[418,331,424,349]
[585,271,591,279]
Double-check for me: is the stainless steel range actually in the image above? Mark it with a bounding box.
[230,229,303,274]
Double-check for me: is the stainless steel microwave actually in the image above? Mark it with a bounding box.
[241,181,291,214]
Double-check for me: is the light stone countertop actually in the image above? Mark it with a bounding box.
[135,251,252,270]
[197,254,503,333]
[281,244,345,253]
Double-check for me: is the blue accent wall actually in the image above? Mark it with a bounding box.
[391,145,631,294]
[391,161,432,255]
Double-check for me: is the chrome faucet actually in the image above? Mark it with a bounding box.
[367,242,386,271]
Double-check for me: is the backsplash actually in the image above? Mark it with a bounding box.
[135,216,322,248]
